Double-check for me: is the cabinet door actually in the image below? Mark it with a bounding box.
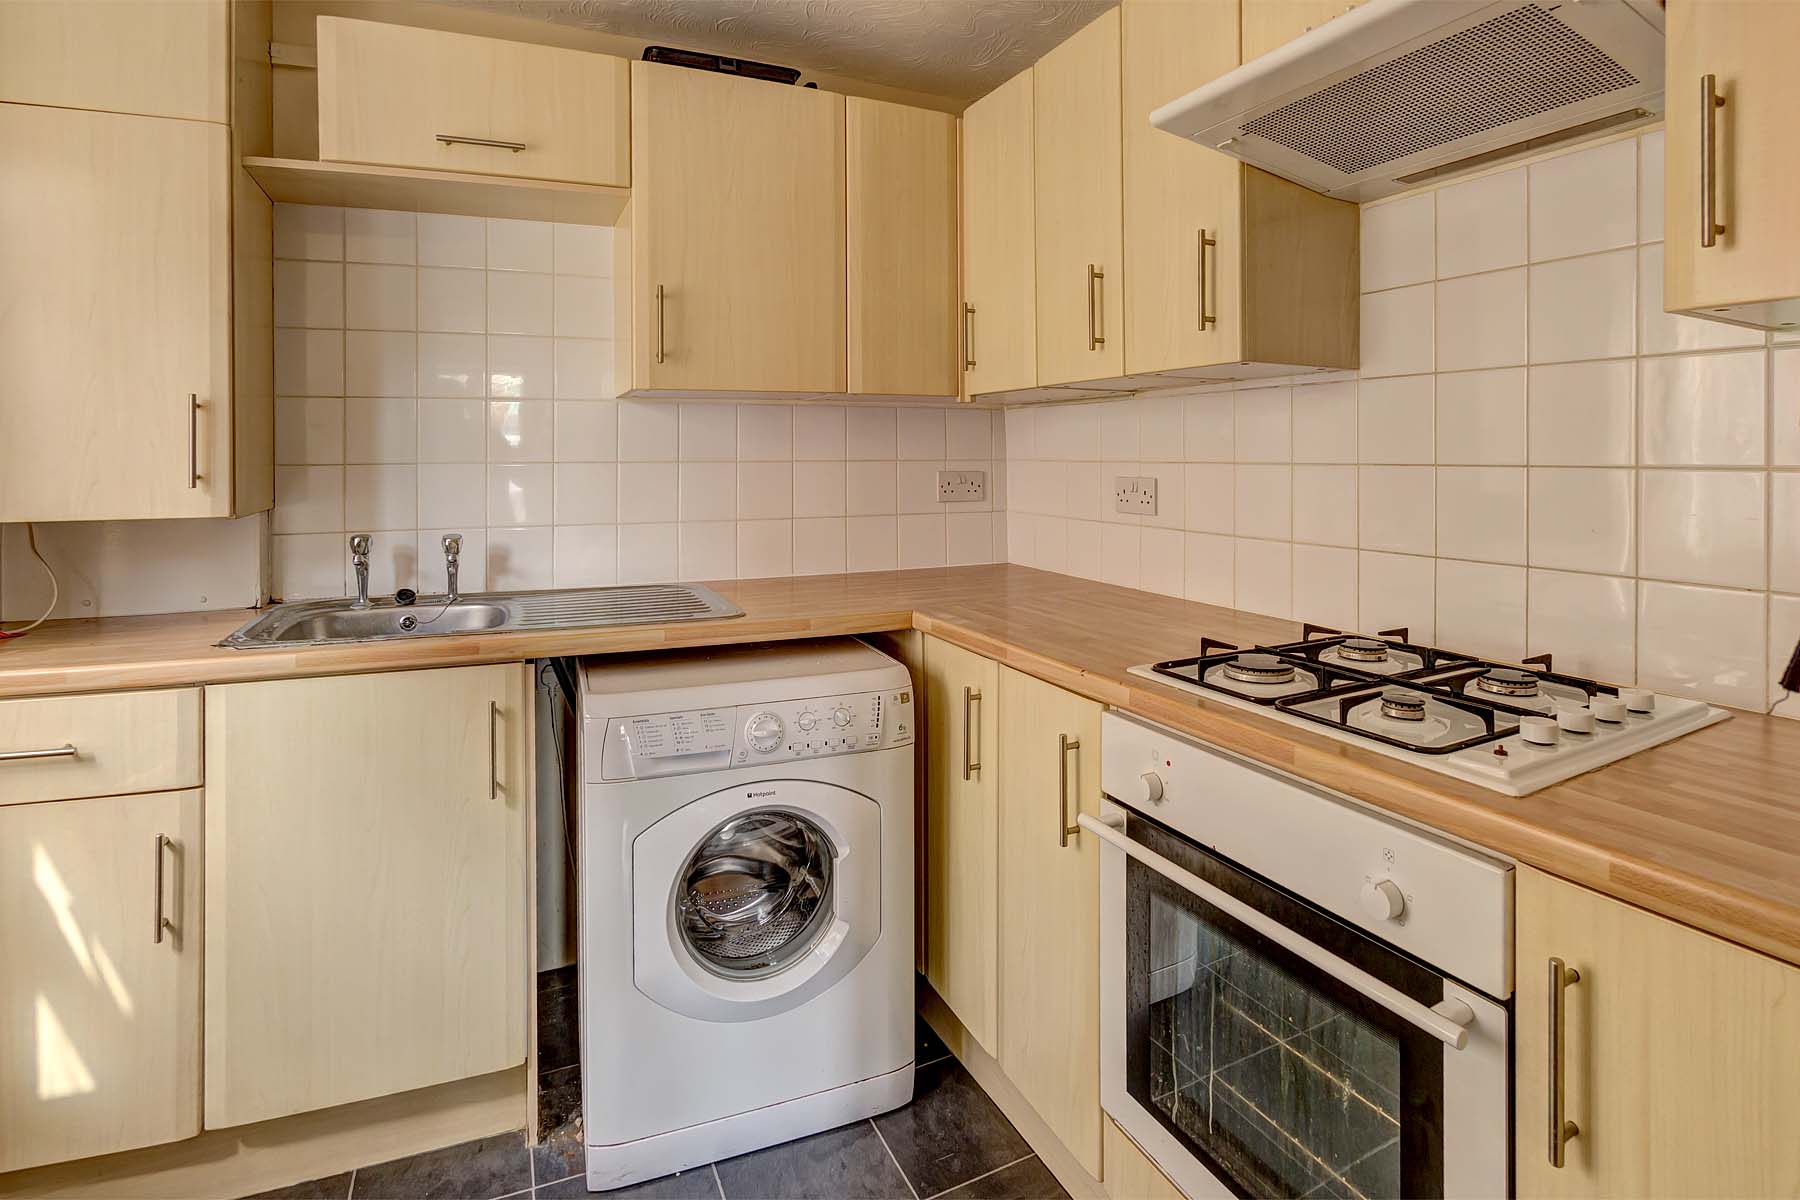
[204,665,529,1128]
[847,98,958,399]
[630,61,846,394]
[922,636,1000,1055]
[1104,1117,1184,1200]
[0,789,203,1172]
[962,70,1038,397]
[1664,0,1800,323]
[1240,0,1368,62]
[1122,0,1244,375]
[317,17,630,187]
[1514,866,1800,1197]
[0,104,233,522]
[0,0,228,122]
[1034,9,1125,386]
[997,666,1103,1177]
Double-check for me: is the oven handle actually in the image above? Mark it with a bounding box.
[1076,812,1474,1051]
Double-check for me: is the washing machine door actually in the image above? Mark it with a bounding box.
[632,778,881,1023]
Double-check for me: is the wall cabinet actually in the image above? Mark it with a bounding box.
[922,636,1001,1055]
[997,665,1103,1178]
[1514,865,1800,1197]
[960,70,1038,398]
[1033,9,1126,387]
[0,788,203,1173]
[0,0,229,122]
[1240,0,1368,62]
[317,17,630,187]
[203,665,529,1128]
[1663,0,1800,330]
[847,98,959,399]
[622,61,847,396]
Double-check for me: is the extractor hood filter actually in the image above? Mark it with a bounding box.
[1152,0,1665,202]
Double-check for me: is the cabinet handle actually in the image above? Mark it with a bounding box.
[187,393,200,489]
[655,284,667,365]
[1086,265,1106,350]
[488,700,500,800]
[0,743,77,763]
[1547,956,1581,1167]
[1699,74,1726,248]
[962,686,982,780]
[436,133,527,152]
[152,834,172,944]
[1197,229,1217,331]
[1058,734,1082,847]
[962,302,977,371]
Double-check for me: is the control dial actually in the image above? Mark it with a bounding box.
[1139,771,1166,805]
[747,712,785,754]
[1361,878,1406,922]
[832,706,853,728]
[796,710,819,732]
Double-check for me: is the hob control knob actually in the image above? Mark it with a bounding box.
[832,706,853,728]
[796,711,818,732]
[1520,716,1560,746]
[1591,696,1626,723]
[1621,688,1656,714]
[1558,707,1595,735]
[1139,771,1166,805]
[747,713,785,753]
[1361,878,1406,922]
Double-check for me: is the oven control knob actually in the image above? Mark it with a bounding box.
[747,713,785,753]
[1361,878,1406,922]
[1138,771,1166,805]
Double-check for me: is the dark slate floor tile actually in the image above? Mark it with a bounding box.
[538,1073,582,1142]
[532,1101,584,1189]
[938,1157,1067,1200]
[873,1060,1030,1199]
[538,980,581,1078]
[538,1166,719,1199]
[239,1171,354,1200]
[350,1130,532,1200]
[714,1121,911,1200]
[915,1014,950,1065]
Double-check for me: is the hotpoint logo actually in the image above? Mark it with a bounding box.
[746,789,777,799]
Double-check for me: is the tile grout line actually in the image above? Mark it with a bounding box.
[919,1152,1037,1200]
[710,1161,726,1200]
[346,1168,356,1200]
[868,1118,919,1200]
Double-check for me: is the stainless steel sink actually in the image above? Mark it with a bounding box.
[220,584,742,648]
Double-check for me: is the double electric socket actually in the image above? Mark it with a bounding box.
[1114,475,1158,515]
[937,470,987,503]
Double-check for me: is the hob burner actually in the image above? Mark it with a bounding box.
[1338,637,1390,663]
[1474,668,1540,698]
[1379,689,1427,721]
[1222,653,1296,685]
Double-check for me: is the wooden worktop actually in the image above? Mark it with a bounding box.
[5,564,1799,970]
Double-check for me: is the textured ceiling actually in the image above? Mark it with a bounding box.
[448,0,1115,101]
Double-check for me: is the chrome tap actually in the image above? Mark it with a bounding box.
[349,534,373,609]
[441,533,463,603]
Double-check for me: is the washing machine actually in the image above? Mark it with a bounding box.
[578,639,916,1191]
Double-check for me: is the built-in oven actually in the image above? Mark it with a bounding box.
[1092,712,1512,1199]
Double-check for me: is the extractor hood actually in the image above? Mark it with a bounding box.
[1152,0,1666,201]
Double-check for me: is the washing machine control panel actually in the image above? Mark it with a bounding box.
[601,688,913,778]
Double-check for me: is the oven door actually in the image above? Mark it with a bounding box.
[1090,806,1508,1200]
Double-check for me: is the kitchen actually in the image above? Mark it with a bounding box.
[1,1,1797,1198]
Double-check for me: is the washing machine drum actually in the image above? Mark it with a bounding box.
[678,811,835,977]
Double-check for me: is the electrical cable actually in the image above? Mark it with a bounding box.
[0,524,59,639]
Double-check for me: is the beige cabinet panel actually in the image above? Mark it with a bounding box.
[922,636,1000,1056]
[847,98,959,399]
[1663,0,1800,328]
[997,666,1103,1177]
[0,105,235,522]
[1122,0,1243,375]
[961,70,1038,398]
[0,789,203,1172]
[1033,9,1125,385]
[0,0,229,122]
[204,665,529,1128]
[1241,0,1368,62]
[1104,1117,1184,1200]
[0,688,201,809]
[1515,865,1800,1198]
[317,17,630,187]
[628,61,846,395]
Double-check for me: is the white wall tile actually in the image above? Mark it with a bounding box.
[347,528,417,595]
[1184,464,1233,534]
[1528,468,1634,574]
[274,204,343,261]
[488,526,552,589]
[897,408,947,460]
[555,400,618,462]
[1527,569,1635,682]
[1358,551,1436,643]
[739,405,793,460]
[417,463,485,527]
[418,267,485,333]
[1361,192,1435,292]
[1183,392,1235,459]
[1436,368,1524,464]
[488,462,553,526]
[1528,250,1635,363]
[1639,351,1766,466]
[554,339,613,399]
[273,532,344,599]
[1234,538,1291,618]
[794,406,847,460]
[276,396,344,465]
[346,397,416,464]
[793,460,845,517]
[1527,361,1634,466]
[273,466,342,534]
[1436,269,1526,371]
[618,523,678,583]
[1291,381,1356,463]
[417,398,485,463]
[1359,283,1434,378]
[274,328,344,396]
[1638,130,1664,242]
[1436,559,1526,662]
[418,332,485,397]
[554,524,618,587]
[1638,470,1765,588]
[486,271,552,336]
[738,461,793,520]
[617,462,677,524]
[897,514,945,570]
[1638,581,1766,709]
[345,263,416,331]
[1357,377,1434,464]
[1437,466,1525,563]
[553,463,618,525]
[1100,399,1140,461]
[345,330,415,397]
[946,511,993,566]
[677,403,736,461]
[1528,139,1636,261]
[486,399,553,463]
[419,529,485,594]
[1435,168,1526,278]
[1774,349,1800,466]
[1292,544,1357,629]
[678,462,737,522]
[1292,465,1356,546]
[553,223,612,277]
[846,407,898,459]
[793,517,847,576]
[678,521,736,580]
[1136,394,1183,461]
[1234,388,1292,461]
[418,214,485,268]
[738,519,793,576]
[344,209,415,265]
[619,400,678,460]
[1774,473,1800,593]
[1102,524,1141,589]
[553,275,610,338]
[845,515,898,573]
[275,259,344,328]
[1770,596,1800,719]
[345,464,416,530]
[1184,532,1234,606]
[487,218,552,273]
[1234,464,1292,540]
[1359,466,1435,555]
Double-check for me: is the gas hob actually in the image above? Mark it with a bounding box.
[1131,625,1729,795]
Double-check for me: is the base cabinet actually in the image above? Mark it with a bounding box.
[1514,865,1800,1198]
[0,789,203,1173]
[1104,1117,1184,1200]
[203,665,529,1128]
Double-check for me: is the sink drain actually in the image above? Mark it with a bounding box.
[399,615,418,631]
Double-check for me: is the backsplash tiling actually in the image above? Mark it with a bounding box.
[269,205,1005,600]
[1005,129,1800,719]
